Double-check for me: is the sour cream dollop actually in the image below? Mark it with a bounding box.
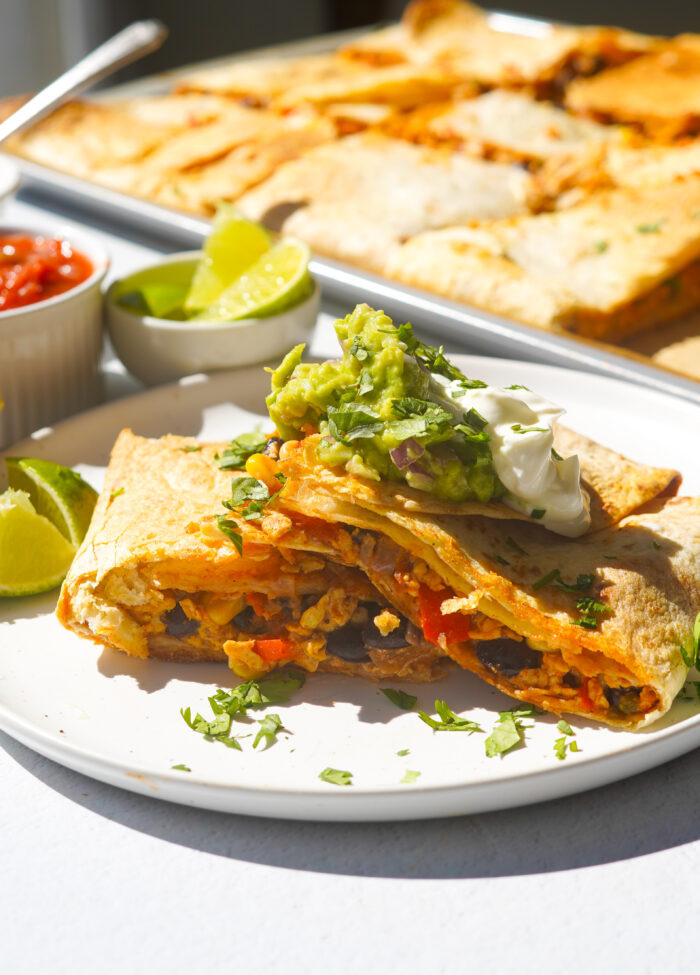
[429,372,590,537]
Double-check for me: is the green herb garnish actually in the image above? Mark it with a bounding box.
[533,569,595,593]
[180,707,242,750]
[381,688,417,710]
[215,431,268,470]
[110,486,125,500]
[551,447,563,461]
[531,508,546,519]
[327,403,383,443]
[400,770,421,784]
[171,763,191,771]
[418,700,483,733]
[216,515,243,553]
[253,713,282,749]
[319,767,353,786]
[557,719,574,735]
[397,748,410,756]
[593,240,608,253]
[494,554,510,566]
[180,445,202,452]
[511,424,547,435]
[636,221,663,234]
[485,703,539,758]
[505,536,528,555]
[349,336,370,361]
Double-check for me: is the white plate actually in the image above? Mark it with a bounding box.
[1,359,699,821]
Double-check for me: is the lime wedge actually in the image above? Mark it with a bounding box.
[0,489,77,597]
[194,239,312,323]
[184,204,272,313]
[5,457,98,546]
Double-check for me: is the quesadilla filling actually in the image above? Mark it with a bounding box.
[138,565,444,683]
[344,528,660,720]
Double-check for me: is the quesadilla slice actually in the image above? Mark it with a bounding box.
[387,177,700,340]
[384,90,611,166]
[236,132,531,272]
[57,431,447,684]
[565,37,700,139]
[340,0,655,93]
[274,472,698,728]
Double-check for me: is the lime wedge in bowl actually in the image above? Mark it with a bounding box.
[5,457,98,546]
[184,204,272,313]
[193,239,312,323]
[0,489,77,597]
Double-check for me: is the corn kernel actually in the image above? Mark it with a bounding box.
[245,453,280,493]
[202,593,245,626]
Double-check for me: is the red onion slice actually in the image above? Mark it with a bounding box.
[390,438,425,470]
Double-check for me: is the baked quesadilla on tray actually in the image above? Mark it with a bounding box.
[57,305,699,729]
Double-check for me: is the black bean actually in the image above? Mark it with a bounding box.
[563,669,583,689]
[164,603,199,638]
[362,604,409,650]
[261,436,284,459]
[475,638,543,678]
[603,684,642,714]
[325,624,371,662]
[232,605,267,635]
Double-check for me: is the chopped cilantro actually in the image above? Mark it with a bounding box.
[652,540,662,550]
[396,748,410,756]
[531,508,546,519]
[557,719,574,736]
[533,569,595,594]
[223,475,278,522]
[464,407,488,432]
[636,221,663,234]
[171,763,191,771]
[216,515,243,554]
[397,322,469,384]
[507,384,530,391]
[400,770,421,784]
[494,555,510,566]
[569,741,579,752]
[327,403,383,443]
[418,700,483,733]
[319,767,353,786]
[381,688,417,710]
[485,703,540,758]
[180,706,242,750]
[511,424,547,435]
[553,736,568,760]
[110,486,125,500]
[215,431,268,470]
[679,614,700,669]
[211,672,306,716]
[349,336,370,361]
[505,536,528,555]
[551,447,563,461]
[180,445,202,452]
[593,239,608,253]
[253,713,282,749]
[357,371,374,396]
[453,378,488,392]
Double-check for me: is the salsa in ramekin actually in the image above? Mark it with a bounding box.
[0,234,93,312]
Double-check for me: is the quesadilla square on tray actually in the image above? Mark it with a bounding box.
[387,176,700,340]
[58,305,699,730]
[236,132,531,271]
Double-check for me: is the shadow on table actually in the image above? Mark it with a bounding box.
[4,729,700,879]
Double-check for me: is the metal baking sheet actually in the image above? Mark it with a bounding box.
[7,18,700,406]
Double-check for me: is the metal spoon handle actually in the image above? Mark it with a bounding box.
[0,19,168,144]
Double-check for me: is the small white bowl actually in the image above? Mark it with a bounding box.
[105,251,320,386]
[0,221,109,447]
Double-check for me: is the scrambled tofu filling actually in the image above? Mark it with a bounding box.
[351,528,659,719]
[144,584,440,681]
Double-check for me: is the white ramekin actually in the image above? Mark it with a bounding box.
[0,221,109,447]
[105,251,320,386]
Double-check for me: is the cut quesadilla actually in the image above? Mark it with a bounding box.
[56,431,448,683]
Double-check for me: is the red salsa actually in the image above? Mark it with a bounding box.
[0,234,93,311]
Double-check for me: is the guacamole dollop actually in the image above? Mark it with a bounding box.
[266,304,502,502]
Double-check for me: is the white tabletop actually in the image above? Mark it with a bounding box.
[2,194,699,975]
